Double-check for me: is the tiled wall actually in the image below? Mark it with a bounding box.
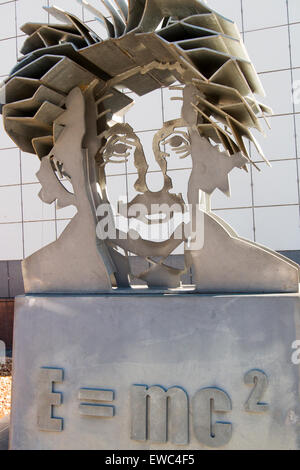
[0,0,299,263]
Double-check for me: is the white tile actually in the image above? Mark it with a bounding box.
[254,205,300,250]
[82,0,108,22]
[295,114,300,155]
[21,151,39,184]
[22,183,55,221]
[213,208,254,241]
[205,0,242,31]
[133,132,156,174]
[16,0,48,31]
[171,242,184,256]
[127,169,171,223]
[0,116,17,149]
[17,34,27,60]
[105,159,126,177]
[56,180,77,219]
[0,148,20,185]
[166,169,192,205]
[0,2,17,39]
[84,19,110,40]
[253,160,299,206]
[259,70,293,115]
[243,0,287,31]
[290,23,300,68]
[165,148,192,172]
[162,86,183,122]
[212,166,252,209]
[0,37,17,76]
[288,0,300,22]
[56,218,71,237]
[145,169,166,193]
[0,0,298,261]
[0,223,23,260]
[0,185,22,222]
[126,126,193,175]
[134,130,168,173]
[126,172,137,205]
[292,68,300,113]
[106,174,127,215]
[251,115,296,161]
[105,131,160,176]
[125,90,163,132]
[49,0,83,19]
[23,220,56,257]
[56,204,77,220]
[244,27,290,73]
[127,172,156,204]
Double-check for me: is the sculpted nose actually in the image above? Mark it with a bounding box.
[142,140,165,193]
[145,164,165,193]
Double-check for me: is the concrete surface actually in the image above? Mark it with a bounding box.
[9,293,300,450]
[0,415,9,451]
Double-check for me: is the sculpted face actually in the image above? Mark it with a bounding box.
[102,88,194,244]
[35,83,249,289]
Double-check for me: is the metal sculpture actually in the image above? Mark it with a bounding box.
[0,0,299,293]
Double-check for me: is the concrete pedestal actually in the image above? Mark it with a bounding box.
[10,293,300,450]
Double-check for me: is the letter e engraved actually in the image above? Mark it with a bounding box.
[192,388,232,448]
[244,369,269,412]
[37,368,63,432]
[130,385,188,445]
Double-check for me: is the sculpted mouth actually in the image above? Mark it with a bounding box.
[145,213,167,222]
[119,190,186,225]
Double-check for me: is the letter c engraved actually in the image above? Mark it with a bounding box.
[192,387,232,448]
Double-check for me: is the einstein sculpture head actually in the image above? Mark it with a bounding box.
[1,0,299,293]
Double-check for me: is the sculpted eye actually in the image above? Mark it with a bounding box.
[169,135,186,148]
[161,130,191,160]
[112,143,129,154]
[101,135,134,164]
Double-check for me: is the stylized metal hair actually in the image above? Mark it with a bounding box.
[0,0,271,166]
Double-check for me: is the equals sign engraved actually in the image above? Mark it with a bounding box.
[78,388,115,417]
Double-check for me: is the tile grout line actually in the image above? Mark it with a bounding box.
[241,0,256,243]
[286,0,300,215]
[14,0,25,259]
[243,19,300,34]
[13,0,17,60]
[18,148,25,260]
[0,157,295,186]
[0,202,299,225]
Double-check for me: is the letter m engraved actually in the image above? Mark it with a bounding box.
[130,385,188,445]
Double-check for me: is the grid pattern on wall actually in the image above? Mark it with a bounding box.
[0,0,299,261]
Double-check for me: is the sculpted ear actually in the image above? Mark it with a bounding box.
[182,84,200,128]
[55,87,86,137]
[36,156,76,209]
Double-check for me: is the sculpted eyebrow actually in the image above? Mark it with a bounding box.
[106,123,137,138]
